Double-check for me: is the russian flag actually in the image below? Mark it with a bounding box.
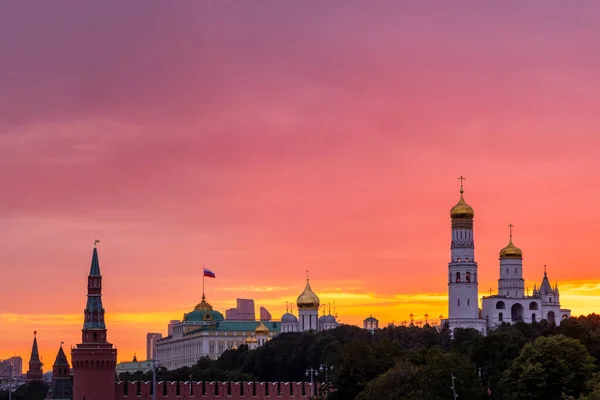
[203,268,216,278]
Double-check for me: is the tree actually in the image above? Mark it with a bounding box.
[356,349,486,400]
[502,334,596,400]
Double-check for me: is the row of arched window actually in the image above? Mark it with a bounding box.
[454,272,473,283]
[73,359,116,369]
[496,301,539,310]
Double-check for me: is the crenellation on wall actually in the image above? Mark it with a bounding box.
[115,381,320,399]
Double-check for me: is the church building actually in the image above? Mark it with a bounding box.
[481,228,571,327]
[444,178,571,335]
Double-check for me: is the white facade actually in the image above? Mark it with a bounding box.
[155,298,279,370]
[446,188,487,334]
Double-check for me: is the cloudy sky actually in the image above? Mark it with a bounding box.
[1,1,600,364]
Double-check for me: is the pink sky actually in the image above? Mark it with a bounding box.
[2,1,600,365]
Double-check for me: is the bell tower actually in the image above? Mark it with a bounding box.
[446,177,486,333]
[71,240,117,400]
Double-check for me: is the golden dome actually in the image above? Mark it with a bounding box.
[499,238,522,258]
[450,190,474,220]
[194,295,213,311]
[245,336,258,344]
[297,280,320,311]
[255,321,269,335]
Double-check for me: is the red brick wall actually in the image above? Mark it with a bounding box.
[115,381,320,399]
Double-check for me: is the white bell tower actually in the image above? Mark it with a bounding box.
[446,177,486,333]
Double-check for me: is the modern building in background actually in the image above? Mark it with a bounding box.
[71,242,118,400]
[0,356,22,378]
[259,307,272,321]
[225,298,256,321]
[167,320,179,337]
[146,333,162,360]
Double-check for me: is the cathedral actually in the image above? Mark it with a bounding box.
[445,178,570,334]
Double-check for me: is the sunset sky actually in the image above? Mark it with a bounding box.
[2,1,600,366]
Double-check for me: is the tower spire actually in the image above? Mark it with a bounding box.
[26,331,43,381]
[83,242,106,333]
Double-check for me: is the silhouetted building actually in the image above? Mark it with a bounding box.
[259,307,272,321]
[71,242,118,400]
[146,333,162,360]
[0,356,22,378]
[225,299,255,321]
[48,343,72,399]
[363,316,379,333]
[26,331,43,381]
[167,320,179,336]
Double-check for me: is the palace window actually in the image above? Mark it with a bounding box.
[456,272,461,283]
[458,299,460,306]
[466,272,471,283]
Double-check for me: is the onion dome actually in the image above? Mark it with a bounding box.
[255,321,269,335]
[499,225,522,258]
[297,279,320,311]
[499,239,523,258]
[321,315,336,324]
[281,312,298,323]
[245,336,257,344]
[450,189,474,220]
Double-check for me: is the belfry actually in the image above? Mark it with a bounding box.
[445,176,487,333]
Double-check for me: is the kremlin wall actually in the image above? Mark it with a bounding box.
[115,381,321,399]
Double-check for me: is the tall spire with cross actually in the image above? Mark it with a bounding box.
[447,176,485,332]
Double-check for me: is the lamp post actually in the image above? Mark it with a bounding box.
[147,358,157,400]
[305,367,318,397]
[8,360,13,400]
[318,363,334,399]
[450,372,458,400]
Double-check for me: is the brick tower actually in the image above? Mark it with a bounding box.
[48,343,73,399]
[26,331,43,381]
[71,241,117,400]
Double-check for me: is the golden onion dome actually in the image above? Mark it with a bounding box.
[255,321,269,335]
[499,238,522,258]
[450,190,474,220]
[297,280,320,311]
[245,336,258,344]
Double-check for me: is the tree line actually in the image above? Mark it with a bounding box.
[116,314,600,399]
[9,314,600,399]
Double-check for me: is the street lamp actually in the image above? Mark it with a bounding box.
[305,367,318,397]
[146,358,158,400]
[8,360,13,400]
[318,363,334,399]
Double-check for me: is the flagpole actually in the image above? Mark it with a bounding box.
[202,265,205,300]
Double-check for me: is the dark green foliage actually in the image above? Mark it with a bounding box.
[501,335,596,400]
[115,314,600,400]
[0,381,49,400]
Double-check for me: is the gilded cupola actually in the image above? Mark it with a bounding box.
[297,279,320,311]
[499,224,523,259]
[255,321,269,335]
[450,178,474,220]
